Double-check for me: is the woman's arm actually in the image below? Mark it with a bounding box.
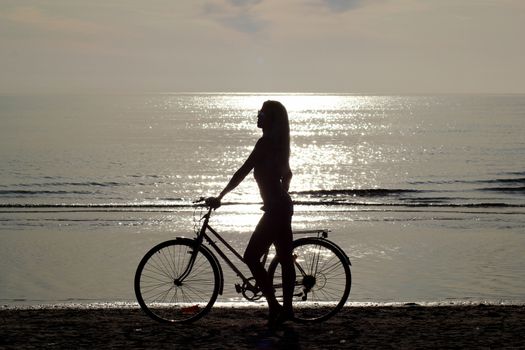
[206,140,262,208]
[218,159,254,200]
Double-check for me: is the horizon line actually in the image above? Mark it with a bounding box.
[2,90,525,96]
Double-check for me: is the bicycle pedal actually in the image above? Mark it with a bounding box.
[299,292,308,301]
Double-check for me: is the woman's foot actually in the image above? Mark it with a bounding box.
[268,306,294,327]
[268,304,282,320]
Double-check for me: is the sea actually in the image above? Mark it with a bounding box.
[1,93,524,307]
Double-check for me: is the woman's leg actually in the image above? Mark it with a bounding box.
[273,215,295,316]
[243,214,281,312]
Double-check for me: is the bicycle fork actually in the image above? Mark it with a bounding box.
[173,237,206,287]
[176,208,212,285]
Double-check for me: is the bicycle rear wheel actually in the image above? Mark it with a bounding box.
[268,237,351,322]
[134,239,220,323]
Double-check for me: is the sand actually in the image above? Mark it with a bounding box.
[1,305,524,349]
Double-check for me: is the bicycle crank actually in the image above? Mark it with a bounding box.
[235,277,263,301]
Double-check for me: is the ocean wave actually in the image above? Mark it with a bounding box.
[0,190,95,196]
[0,203,191,209]
[0,181,128,188]
[290,188,419,197]
[480,186,525,193]
[409,176,525,186]
[292,201,525,208]
[481,177,525,184]
[0,185,523,211]
[1,201,523,210]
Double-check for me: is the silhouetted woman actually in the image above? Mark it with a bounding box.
[206,100,295,325]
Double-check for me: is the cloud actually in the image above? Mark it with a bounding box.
[2,1,524,94]
[0,6,107,36]
[228,0,263,6]
[200,0,382,35]
[322,0,364,12]
[225,14,265,33]
[203,0,266,34]
[315,0,382,12]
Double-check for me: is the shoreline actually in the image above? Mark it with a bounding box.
[1,305,524,349]
[2,299,525,310]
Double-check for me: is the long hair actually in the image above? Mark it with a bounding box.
[262,100,290,168]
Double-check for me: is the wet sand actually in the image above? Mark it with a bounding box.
[1,305,524,349]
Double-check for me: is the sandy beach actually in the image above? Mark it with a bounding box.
[1,305,524,349]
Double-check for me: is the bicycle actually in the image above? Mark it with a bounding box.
[134,199,352,324]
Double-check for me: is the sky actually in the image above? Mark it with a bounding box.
[1,0,524,94]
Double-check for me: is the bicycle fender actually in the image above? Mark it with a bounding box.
[294,237,352,266]
[175,237,225,295]
[326,239,352,266]
[326,240,352,266]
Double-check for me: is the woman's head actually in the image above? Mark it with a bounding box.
[258,100,289,134]
[258,100,290,158]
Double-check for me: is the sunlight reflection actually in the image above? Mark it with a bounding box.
[154,93,412,209]
[211,205,263,233]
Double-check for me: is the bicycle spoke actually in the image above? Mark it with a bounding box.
[268,238,351,322]
[140,281,173,295]
[144,258,175,280]
[157,249,177,280]
[135,240,220,323]
[147,284,174,303]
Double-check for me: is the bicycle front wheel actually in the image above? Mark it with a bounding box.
[134,239,220,323]
[268,237,351,323]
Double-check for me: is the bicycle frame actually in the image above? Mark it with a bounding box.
[181,207,261,294]
[178,205,346,299]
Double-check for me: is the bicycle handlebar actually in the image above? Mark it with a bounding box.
[193,197,206,205]
[193,197,220,212]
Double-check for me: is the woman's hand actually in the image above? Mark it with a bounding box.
[205,197,221,209]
